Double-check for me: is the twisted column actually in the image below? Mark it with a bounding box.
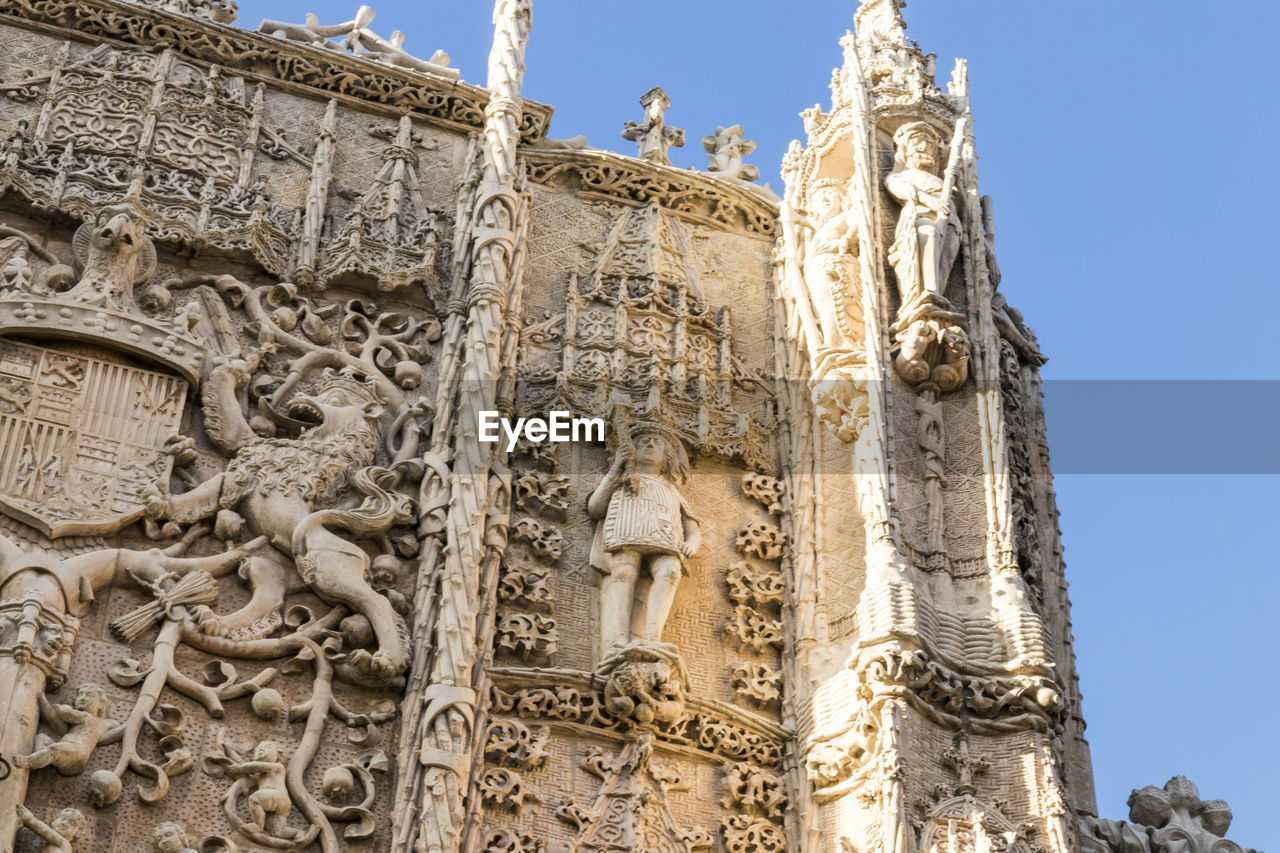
[393,3,532,851]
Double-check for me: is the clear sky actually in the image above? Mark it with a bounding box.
[233,1,1279,847]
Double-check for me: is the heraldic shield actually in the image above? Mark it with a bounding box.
[0,338,186,537]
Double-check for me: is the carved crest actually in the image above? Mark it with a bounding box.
[0,338,185,536]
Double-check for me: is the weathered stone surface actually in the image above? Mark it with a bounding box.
[0,1,1231,851]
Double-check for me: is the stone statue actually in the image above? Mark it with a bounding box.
[13,683,116,776]
[702,124,759,182]
[62,205,158,312]
[226,741,292,837]
[885,121,962,305]
[152,822,198,853]
[14,805,86,851]
[588,425,701,655]
[802,178,864,355]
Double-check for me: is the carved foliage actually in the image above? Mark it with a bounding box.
[497,443,561,664]
[489,681,785,768]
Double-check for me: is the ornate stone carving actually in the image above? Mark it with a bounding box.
[484,718,550,769]
[917,795,1033,853]
[141,277,434,681]
[731,661,782,706]
[721,761,787,820]
[722,816,786,853]
[13,683,116,776]
[483,829,547,853]
[598,644,689,727]
[557,734,712,853]
[589,426,701,654]
[622,87,685,167]
[258,6,457,79]
[489,675,786,768]
[740,472,784,515]
[495,611,558,661]
[150,821,198,853]
[1,0,554,142]
[725,605,785,653]
[14,804,86,851]
[320,116,445,292]
[518,200,777,471]
[510,517,565,562]
[1081,777,1256,853]
[735,521,784,561]
[702,125,759,182]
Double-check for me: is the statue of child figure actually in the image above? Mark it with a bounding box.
[588,424,702,658]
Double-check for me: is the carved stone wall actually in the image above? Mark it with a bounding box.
[0,0,1186,852]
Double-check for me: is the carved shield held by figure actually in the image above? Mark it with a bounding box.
[0,339,187,537]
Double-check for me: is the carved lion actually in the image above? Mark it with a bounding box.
[146,364,412,681]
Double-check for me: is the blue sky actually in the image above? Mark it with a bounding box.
[233,1,1279,846]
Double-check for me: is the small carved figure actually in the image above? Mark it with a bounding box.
[14,683,116,775]
[702,125,759,182]
[622,87,685,166]
[885,121,962,304]
[588,425,701,654]
[227,741,292,837]
[15,804,86,851]
[62,205,158,312]
[152,821,198,853]
[801,178,864,355]
[601,656,685,725]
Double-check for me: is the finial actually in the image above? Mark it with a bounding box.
[622,87,685,166]
[701,125,759,182]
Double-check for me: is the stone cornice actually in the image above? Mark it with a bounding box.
[0,0,555,142]
[522,147,780,238]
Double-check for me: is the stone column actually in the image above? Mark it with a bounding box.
[0,581,79,852]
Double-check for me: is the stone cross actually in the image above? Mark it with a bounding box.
[622,87,685,166]
[941,735,990,795]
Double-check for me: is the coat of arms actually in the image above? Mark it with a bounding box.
[0,339,186,536]
[0,206,201,536]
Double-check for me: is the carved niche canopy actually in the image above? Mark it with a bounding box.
[519,202,776,473]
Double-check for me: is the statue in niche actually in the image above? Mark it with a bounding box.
[588,424,701,655]
[885,121,962,308]
[14,805,86,851]
[587,422,698,727]
[802,177,864,357]
[13,683,116,775]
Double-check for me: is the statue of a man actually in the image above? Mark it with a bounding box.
[588,426,701,656]
[802,178,864,355]
[885,121,962,305]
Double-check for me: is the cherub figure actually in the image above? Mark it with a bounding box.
[588,425,701,655]
[13,682,116,776]
[701,124,760,182]
[228,740,292,836]
[152,821,198,853]
[15,804,86,851]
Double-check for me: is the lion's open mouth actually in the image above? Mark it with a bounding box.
[286,396,324,425]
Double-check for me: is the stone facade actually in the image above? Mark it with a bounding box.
[0,1,1256,852]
